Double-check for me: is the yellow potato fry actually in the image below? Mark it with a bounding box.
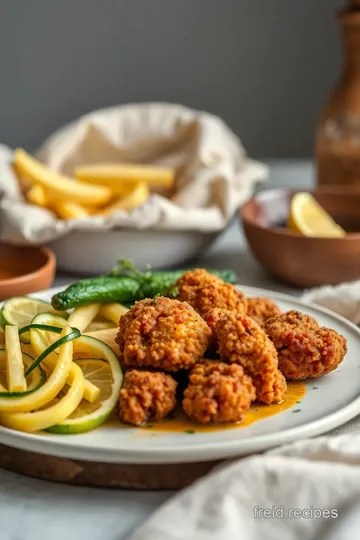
[67,304,101,333]
[99,303,129,324]
[0,327,5,347]
[55,201,90,220]
[75,163,175,190]
[5,326,27,393]
[26,184,48,207]
[14,149,112,207]
[99,182,149,216]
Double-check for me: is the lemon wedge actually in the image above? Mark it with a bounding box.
[288,193,346,238]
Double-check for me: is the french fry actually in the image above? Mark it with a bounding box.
[5,326,27,393]
[14,149,112,207]
[75,163,175,190]
[26,184,48,207]
[55,201,90,220]
[99,303,129,324]
[68,304,101,333]
[99,182,149,216]
[0,327,5,347]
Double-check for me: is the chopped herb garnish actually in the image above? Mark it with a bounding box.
[296,400,302,404]
[145,424,154,429]
[293,409,301,413]
[312,386,319,390]
[186,429,196,434]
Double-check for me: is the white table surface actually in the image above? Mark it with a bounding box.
[0,160,314,540]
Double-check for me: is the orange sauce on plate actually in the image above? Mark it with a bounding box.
[111,382,306,434]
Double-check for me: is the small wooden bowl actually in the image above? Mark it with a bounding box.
[0,243,56,300]
[240,188,360,288]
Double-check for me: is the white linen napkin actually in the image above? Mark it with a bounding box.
[128,281,360,540]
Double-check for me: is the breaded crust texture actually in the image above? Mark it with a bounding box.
[116,297,211,371]
[174,269,247,318]
[118,370,177,426]
[264,310,347,380]
[183,360,256,424]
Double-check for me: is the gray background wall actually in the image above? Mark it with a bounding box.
[0,0,342,158]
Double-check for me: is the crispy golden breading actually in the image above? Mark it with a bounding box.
[264,311,347,380]
[273,369,287,402]
[174,269,247,318]
[211,309,286,404]
[247,297,282,326]
[116,298,154,354]
[117,296,211,371]
[182,360,255,424]
[203,307,226,345]
[118,370,177,426]
[267,310,319,332]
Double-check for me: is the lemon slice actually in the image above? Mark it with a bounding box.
[1,297,67,343]
[288,193,346,238]
[47,336,122,434]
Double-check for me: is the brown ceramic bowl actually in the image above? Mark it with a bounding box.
[0,243,56,300]
[240,188,360,288]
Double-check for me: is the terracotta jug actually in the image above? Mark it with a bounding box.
[316,1,360,187]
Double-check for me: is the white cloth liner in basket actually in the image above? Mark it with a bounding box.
[0,103,267,244]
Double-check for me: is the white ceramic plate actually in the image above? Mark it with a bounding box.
[0,285,359,464]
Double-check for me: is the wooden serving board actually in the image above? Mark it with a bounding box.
[0,443,220,489]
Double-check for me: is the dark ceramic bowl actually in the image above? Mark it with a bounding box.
[240,188,360,288]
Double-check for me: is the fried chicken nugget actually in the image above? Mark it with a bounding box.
[118,370,177,426]
[116,298,153,354]
[211,310,287,404]
[182,360,256,424]
[116,296,211,371]
[263,310,347,380]
[174,269,247,318]
[247,297,282,326]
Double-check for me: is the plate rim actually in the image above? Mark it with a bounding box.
[0,284,358,464]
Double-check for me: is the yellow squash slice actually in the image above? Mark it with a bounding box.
[5,326,26,393]
[0,326,73,413]
[1,362,84,432]
[30,314,100,403]
[68,304,101,333]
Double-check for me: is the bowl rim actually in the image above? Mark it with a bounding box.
[0,245,55,288]
[240,188,360,240]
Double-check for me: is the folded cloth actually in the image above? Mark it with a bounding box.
[0,103,267,244]
[128,281,360,540]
